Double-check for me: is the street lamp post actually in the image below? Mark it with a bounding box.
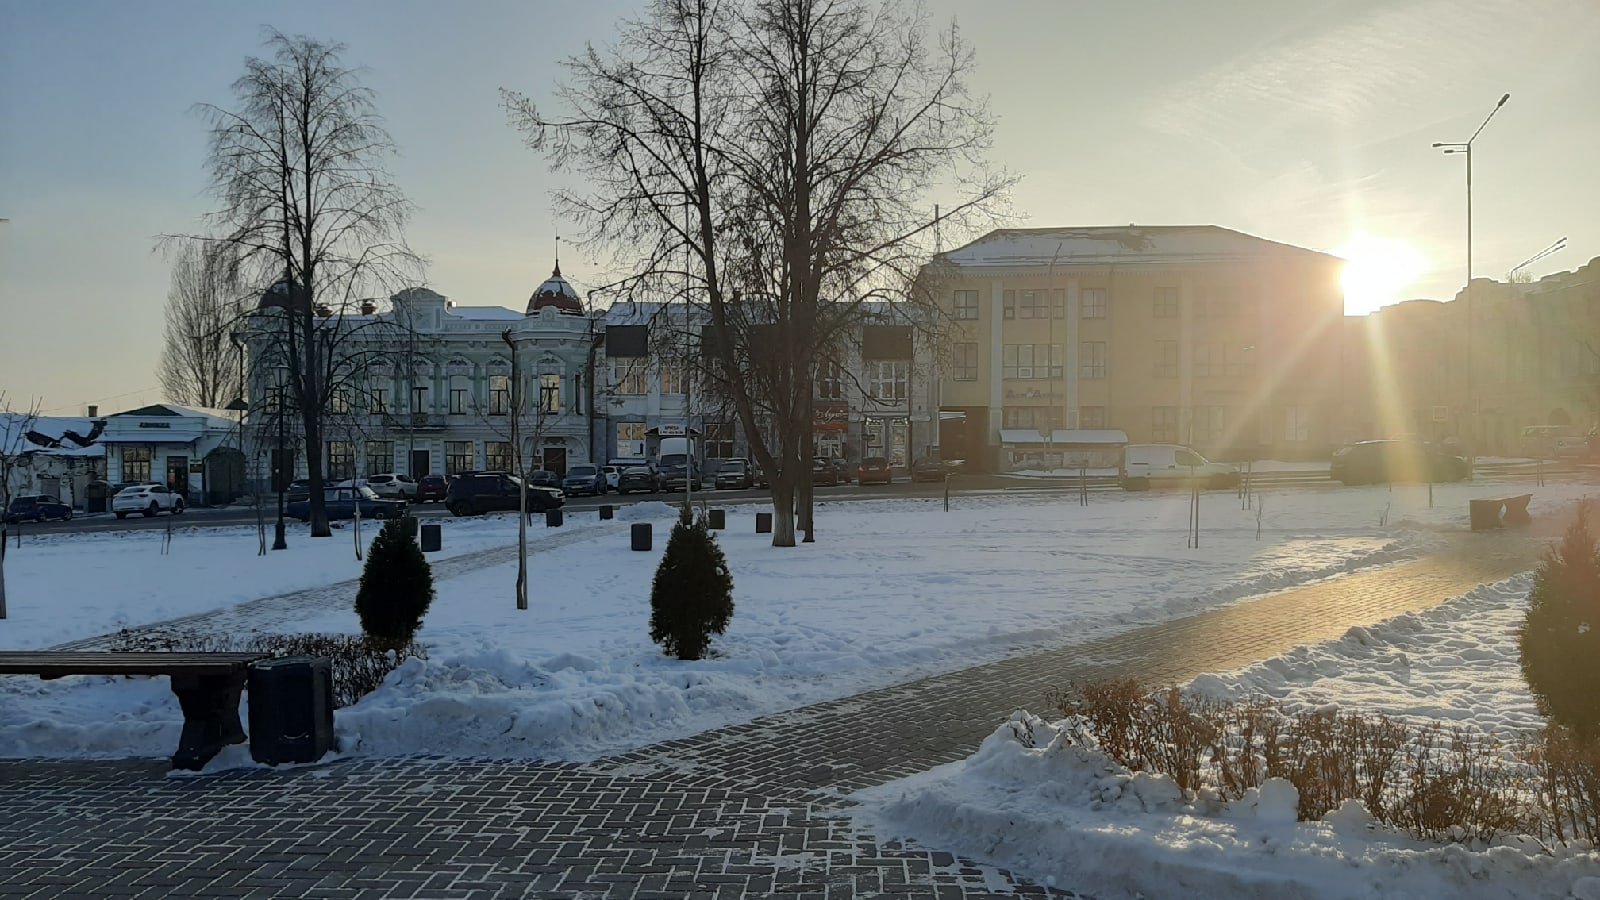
[273,364,288,551]
[1433,92,1510,450]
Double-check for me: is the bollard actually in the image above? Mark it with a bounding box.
[600,505,614,520]
[419,523,442,552]
[755,511,772,534]
[631,522,652,551]
[708,508,725,530]
[546,508,563,528]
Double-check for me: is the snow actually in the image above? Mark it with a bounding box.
[2,480,1594,767]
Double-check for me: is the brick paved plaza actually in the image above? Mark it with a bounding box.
[0,526,1557,899]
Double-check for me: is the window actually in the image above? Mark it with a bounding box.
[1002,290,1016,319]
[954,290,979,320]
[1284,406,1310,442]
[1003,344,1063,379]
[953,342,978,381]
[1079,341,1107,379]
[1152,406,1179,443]
[539,374,562,415]
[365,441,393,477]
[485,441,513,473]
[488,375,509,415]
[122,447,152,483]
[445,441,475,474]
[1224,342,1254,377]
[411,384,429,413]
[1195,289,1231,318]
[1003,407,1064,430]
[330,390,350,414]
[818,361,844,400]
[868,360,909,402]
[616,422,646,458]
[1081,288,1106,319]
[1079,406,1106,428]
[1194,343,1221,377]
[612,361,647,395]
[327,441,354,481]
[1194,406,1228,446]
[1051,289,1066,317]
[704,422,735,459]
[1155,341,1178,378]
[449,386,469,415]
[371,387,389,415]
[1154,286,1179,318]
[660,364,686,396]
[1019,290,1049,319]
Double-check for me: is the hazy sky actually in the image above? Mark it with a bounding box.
[3,0,1597,415]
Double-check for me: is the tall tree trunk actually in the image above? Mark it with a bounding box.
[771,477,796,547]
[0,526,8,619]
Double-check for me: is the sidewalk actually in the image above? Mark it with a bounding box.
[1,526,1558,899]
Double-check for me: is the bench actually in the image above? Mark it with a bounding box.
[0,651,266,770]
[1469,494,1533,532]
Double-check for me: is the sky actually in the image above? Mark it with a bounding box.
[2,0,1598,416]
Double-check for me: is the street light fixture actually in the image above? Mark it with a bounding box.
[1433,92,1510,449]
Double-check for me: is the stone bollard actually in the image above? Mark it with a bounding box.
[756,511,772,534]
[631,522,652,551]
[708,508,726,530]
[546,508,563,528]
[599,505,614,520]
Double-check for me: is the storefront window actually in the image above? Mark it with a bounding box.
[122,447,152,483]
[616,422,646,459]
[445,441,475,474]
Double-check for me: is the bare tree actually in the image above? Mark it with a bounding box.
[0,394,42,619]
[495,328,562,611]
[182,30,422,537]
[507,0,1008,546]
[159,241,250,408]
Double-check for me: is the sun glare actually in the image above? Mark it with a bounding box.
[1337,234,1427,316]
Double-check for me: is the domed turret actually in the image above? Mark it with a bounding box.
[526,262,583,316]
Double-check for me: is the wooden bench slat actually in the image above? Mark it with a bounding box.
[0,652,268,678]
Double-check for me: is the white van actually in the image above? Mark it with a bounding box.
[1120,443,1240,490]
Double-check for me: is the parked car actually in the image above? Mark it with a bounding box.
[600,465,624,492]
[4,495,72,523]
[562,464,607,497]
[527,470,563,490]
[656,453,703,492]
[108,481,159,497]
[617,465,657,495]
[1519,425,1588,460]
[366,473,418,499]
[1330,440,1469,485]
[812,457,843,486]
[1119,444,1240,490]
[445,472,563,516]
[285,479,313,502]
[857,456,893,486]
[714,458,753,490]
[112,484,185,519]
[286,485,407,522]
[415,474,449,503]
[910,457,951,483]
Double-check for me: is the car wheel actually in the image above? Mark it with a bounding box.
[172,501,184,515]
[115,512,127,520]
[63,509,72,521]
[449,501,473,517]
[144,502,158,518]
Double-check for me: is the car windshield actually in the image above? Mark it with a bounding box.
[721,460,745,472]
[624,467,651,475]
[567,466,596,477]
[659,454,687,467]
[863,457,887,466]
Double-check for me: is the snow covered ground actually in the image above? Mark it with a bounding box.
[857,567,1599,899]
[1,480,1594,767]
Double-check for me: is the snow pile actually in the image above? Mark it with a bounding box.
[861,712,1600,900]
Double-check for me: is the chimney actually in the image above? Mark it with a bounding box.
[87,405,98,418]
[315,304,333,318]
[360,300,377,315]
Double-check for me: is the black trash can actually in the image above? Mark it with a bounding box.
[85,481,109,514]
[546,508,563,528]
[600,505,614,520]
[400,515,420,539]
[420,522,442,552]
[248,656,336,766]
[707,508,725,530]
[756,512,772,534]
[631,522,652,551]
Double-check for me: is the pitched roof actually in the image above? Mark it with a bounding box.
[939,225,1340,268]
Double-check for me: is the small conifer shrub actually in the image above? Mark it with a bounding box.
[1520,502,1600,738]
[355,518,436,644]
[649,516,734,660]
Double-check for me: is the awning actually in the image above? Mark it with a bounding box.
[1000,429,1128,446]
[94,434,201,445]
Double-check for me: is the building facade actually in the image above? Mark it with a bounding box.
[930,226,1347,470]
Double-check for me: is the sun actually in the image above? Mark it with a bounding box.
[1337,233,1427,316]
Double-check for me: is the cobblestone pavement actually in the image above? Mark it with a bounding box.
[2,526,1558,899]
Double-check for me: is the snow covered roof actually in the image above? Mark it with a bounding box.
[940,226,1339,269]
[447,306,523,321]
[0,413,107,458]
[1000,429,1128,445]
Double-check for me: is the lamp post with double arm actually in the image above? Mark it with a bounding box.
[273,363,288,551]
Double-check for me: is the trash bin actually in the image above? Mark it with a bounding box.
[546,508,563,528]
[420,522,442,552]
[85,481,109,514]
[756,512,772,534]
[248,657,336,766]
[707,508,725,530]
[599,505,614,520]
[400,515,420,540]
[631,522,652,551]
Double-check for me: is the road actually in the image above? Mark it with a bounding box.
[11,475,1044,536]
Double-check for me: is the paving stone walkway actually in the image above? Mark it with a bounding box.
[0,523,1561,899]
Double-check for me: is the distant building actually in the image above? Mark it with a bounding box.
[928,226,1346,470]
[99,404,242,503]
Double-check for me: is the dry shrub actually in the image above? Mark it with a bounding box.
[1521,724,1600,843]
[108,628,424,708]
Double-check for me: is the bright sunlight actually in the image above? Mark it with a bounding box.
[1337,233,1428,315]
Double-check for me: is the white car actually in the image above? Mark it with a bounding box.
[1119,443,1240,490]
[601,465,623,491]
[112,484,185,518]
[365,473,418,499]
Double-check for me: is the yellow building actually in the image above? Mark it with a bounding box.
[929,226,1346,470]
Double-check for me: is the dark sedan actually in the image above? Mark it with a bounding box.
[911,457,951,482]
[286,486,407,522]
[562,464,607,497]
[811,457,843,486]
[617,466,657,494]
[415,474,449,503]
[5,495,73,523]
[714,459,753,490]
[1331,440,1470,485]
